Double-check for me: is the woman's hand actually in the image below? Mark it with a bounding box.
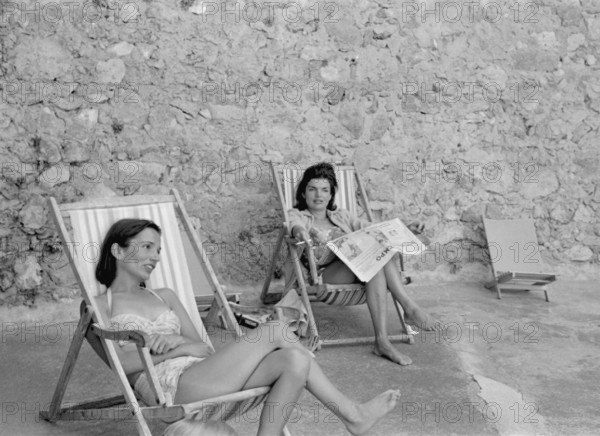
[407,221,425,235]
[175,342,214,359]
[295,229,312,245]
[144,334,185,355]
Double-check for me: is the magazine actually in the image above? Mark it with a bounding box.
[326,218,426,282]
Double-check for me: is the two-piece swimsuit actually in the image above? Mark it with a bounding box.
[107,287,204,405]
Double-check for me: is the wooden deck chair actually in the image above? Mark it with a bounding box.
[39,189,290,436]
[482,218,557,302]
[261,162,414,348]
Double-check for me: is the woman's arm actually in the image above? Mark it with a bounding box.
[157,288,204,342]
[114,341,188,375]
[113,335,212,375]
[288,209,311,243]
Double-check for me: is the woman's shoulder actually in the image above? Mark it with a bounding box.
[330,208,353,219]
[151,287,179,306]
[94,293,108,309]
[328,208,363,231]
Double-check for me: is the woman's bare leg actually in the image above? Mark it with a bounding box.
[243,347,401,436]
[304,358,401,435]
[320,259,359,284]
[366,269,413,365]
[322,261,412,365]
[175,321,306,402]
[243,348,311,435]
[176,321,399,435]
[382,259,439,331]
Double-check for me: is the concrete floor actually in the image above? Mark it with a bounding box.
[1,280,599,436]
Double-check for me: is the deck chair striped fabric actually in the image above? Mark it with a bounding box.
[261,162,413,348]
[316,283,367,305]
[40,190,289,436]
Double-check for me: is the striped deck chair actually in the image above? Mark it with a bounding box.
[482,218,557,302]
[261,162,414,348]
[40,189,290,436]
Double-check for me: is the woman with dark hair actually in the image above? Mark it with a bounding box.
[94,218,400,436]
[289,163,439,366]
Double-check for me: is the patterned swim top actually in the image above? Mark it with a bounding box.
[307,226,347,267]
[107,288,181,342]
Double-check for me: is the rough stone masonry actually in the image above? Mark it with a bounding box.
[0,0,598,306]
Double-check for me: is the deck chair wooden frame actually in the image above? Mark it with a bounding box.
[261,162,414,348]
[39,189,290,436]
[482,217,557,302]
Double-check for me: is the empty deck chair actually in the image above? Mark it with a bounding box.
[482,218,557,302]
[39,189,290,435]
[261,162,415,348]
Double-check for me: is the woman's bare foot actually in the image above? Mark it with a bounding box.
[342,389,401,435]
[373,341,412,366]
[406,306,439,331]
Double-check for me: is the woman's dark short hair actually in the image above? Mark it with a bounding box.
[95,218,161,288]
[294,162,338,211]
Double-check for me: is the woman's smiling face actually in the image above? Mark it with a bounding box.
[303,178,332,213]
[115,227,162,282]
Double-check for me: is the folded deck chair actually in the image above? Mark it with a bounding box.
[261,162,414,348]
[40,189,290,436]
[482,218,557,302]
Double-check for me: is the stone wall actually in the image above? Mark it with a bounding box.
[1,0,599,306]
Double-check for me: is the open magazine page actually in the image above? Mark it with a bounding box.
[365,218,426,255]
[326,218,426,282]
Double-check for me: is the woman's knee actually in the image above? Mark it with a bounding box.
[256,321,296,348]
[278,348,311,381]
[322,261,358,284]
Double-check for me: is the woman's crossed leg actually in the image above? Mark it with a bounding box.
[175,321,400,435]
